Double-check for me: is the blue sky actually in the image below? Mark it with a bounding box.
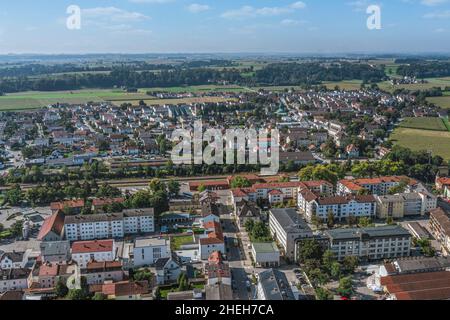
[1,0,450,54]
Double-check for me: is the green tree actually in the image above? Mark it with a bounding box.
[337,277,353,298]
[230,176,252,188]
[197,184,206,192]
[358,217,372,228]
[149,178,165,193]
[55,279,68,298]
[327,210,335,228]
[167,180,180,197]
[342,256,359,274]
[92,292,107,300]
[315,287,333,300]
[298,239,324,262]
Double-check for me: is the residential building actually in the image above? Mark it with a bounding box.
[375,193,424,218]
[256,268,296,300]
[436,176,450,199]
[0,269,30,293]
[133,237,170,267]
[205,251,231,286]
[251,243,280,268]
[205,283,233,300]
[40,241,71,263]
[268,209,313,261]
[90,280,150,300]
[324,226,411,261]
[64,208,154,241]
[81,261,124,285]
[37,211,65,241]
[429,208,450,256]
[235,200,261,229]
[337,176,420,196]
[298,192,377,222]
[0,252,27,270]
[71,239,116,268]
[50,200,85,214]
[199,221,225,260]
[154,253,183,285]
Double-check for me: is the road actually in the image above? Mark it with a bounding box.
[222,214,254,300]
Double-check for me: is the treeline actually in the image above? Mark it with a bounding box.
[397,62,450,78]
[0,66,243,93]
[253,62,386,85]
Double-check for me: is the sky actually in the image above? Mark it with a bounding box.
[1,0,450,54]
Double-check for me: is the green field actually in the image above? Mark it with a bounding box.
[378,77,450,93]
[170,235,195,250]
[390,127,450,161]
[398,117,448,131]
[427,93,450,109]
[322,80,363,91]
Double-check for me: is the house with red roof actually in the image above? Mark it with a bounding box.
[71,239,116,268]
[89,280,150,300]
[436,176,450,199]
[37,211,65,242]
[199,222,225,260]
[50,199,85,214]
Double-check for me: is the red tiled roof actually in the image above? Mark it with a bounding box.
[269,189,283,195]
[37,211,65,240]
[381,271,450,300]
[437,177,450,187]
[72,239,114,254]
[50,199,85,211]
[100,281,149,297]
[252,182,302,189]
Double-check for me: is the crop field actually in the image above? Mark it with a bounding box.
[140,85,249,93]
[122,96,238,106]
[398,117,448,131]
[390,127,450,161]
[322,80,363,91]
[378,77,450,93]
[427,92,450,109]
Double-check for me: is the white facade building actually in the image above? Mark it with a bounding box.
[71,239,116,268]
[64,209,154,241]
[133,237,171,267]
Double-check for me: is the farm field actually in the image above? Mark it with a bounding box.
[140,85,249,93]
[398,117,448,131]
[427,93,450,109]
[123,96,238,106]
[378,77,450,93]
[322,80,363,90]
[390,127,450,161]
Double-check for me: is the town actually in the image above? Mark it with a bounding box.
[1,56,450,301]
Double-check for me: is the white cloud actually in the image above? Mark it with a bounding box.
[128,0,174,3]
[221,2,306,19]
[280,19,305,26]
[421,0,448,6]
[187,3,210,13]
[424,10,450,18]
[82,7,150,22]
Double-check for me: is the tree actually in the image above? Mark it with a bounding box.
[342,256,359,274]
[0,223,4,232]
[154,287,162,300]
[5,184,23,206]
[347,215,357,227]
[315,287,333,300]
[358,217,372,228]
[10,221,23,237]
[386,216,395,225]
[230,176,252,188]
[67,289,89,300]
[298,239,324,262]
[56,279,69,298]
[167,180,180,197]
[92,292,107,300]
[327,210,335,228]
[337,276,353,298]
[149,178,165,193]
[197,184,206,192]
[322,250,336,271]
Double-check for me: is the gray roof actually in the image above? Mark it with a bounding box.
[252,242,279,254]
[258,269,295,300]
[65,208,154,224]
[205,283,233,300]
[40,241,70,256]
[269,208,313,235]
[0,268,30,280]
[325,225,411,241]
[394,256,450,274]
[1,251,25,263]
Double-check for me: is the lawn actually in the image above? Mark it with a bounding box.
[398,117,448,131]
[390,127,450,161]
[171,235,195,250]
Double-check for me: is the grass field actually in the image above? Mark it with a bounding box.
[171,235,195,250]
[427,92,450,109]
[322,80,363,91]
[398,117,448,131]
[378,77,450,93]
[123,96,238,106]
[390,127,450,161]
